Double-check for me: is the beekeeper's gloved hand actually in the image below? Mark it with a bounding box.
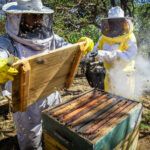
[96,50,118,62]
[78,37,94,56]
[0,57,18,84]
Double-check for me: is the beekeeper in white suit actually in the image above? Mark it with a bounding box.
[0,0,94,149]
[92,6,137,98]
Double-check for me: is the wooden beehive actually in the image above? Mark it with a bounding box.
[42,90,142,150]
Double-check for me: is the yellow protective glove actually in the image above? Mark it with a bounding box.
[0,57,18,84]
[78,37,94,56]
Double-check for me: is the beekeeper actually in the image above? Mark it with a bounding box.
[0,0,93,149]
[93,6,137,98]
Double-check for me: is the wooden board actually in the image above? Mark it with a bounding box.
[43,125,139,150]
[43,131,68,150]
[114,125,139,150]
[12,42,84,112]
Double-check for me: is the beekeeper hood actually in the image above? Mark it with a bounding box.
[101,6,133,38]
[3,0,54,51]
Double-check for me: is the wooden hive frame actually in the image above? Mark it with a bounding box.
[11,42,85,112]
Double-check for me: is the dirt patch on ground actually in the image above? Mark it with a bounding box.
[138,93,150,150]
[0,76,150,149]
[60,76,93,101]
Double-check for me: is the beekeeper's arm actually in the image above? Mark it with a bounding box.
[97,40,137,62]
[0,47,18,84]
[54,34,70,48]
[116,40,137,60]
[78,37,94,56]
[55,34,94,56]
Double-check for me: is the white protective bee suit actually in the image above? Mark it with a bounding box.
[93,6,137,99]
[0,0,69,149]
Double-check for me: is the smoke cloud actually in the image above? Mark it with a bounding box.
[108,54,150,101]
[134,55,150,98]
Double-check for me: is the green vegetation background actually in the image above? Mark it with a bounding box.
[0,0,150,52]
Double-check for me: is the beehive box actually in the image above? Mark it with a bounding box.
[42,90,142,150]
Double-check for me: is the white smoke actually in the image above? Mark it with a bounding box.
[134,54,150,98]
[108,61,135,99]
[108,54,150,100]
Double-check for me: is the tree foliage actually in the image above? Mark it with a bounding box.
[43,0,150,52]
[134,1,150,52]
[0,0,149,52]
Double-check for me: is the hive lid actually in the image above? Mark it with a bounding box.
[12,42,84,112]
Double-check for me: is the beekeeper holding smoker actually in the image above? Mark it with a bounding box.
[92,6,137,98]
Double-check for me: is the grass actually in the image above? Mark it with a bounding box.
[0,132,5,138]
[140,123,150,130]
[143,114,150,121]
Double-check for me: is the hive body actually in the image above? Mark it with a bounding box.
[42,90,142,150]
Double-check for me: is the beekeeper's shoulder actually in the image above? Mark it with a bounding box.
[0,33,17,56]
[0,34,13,50]
[54,34,70,48]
